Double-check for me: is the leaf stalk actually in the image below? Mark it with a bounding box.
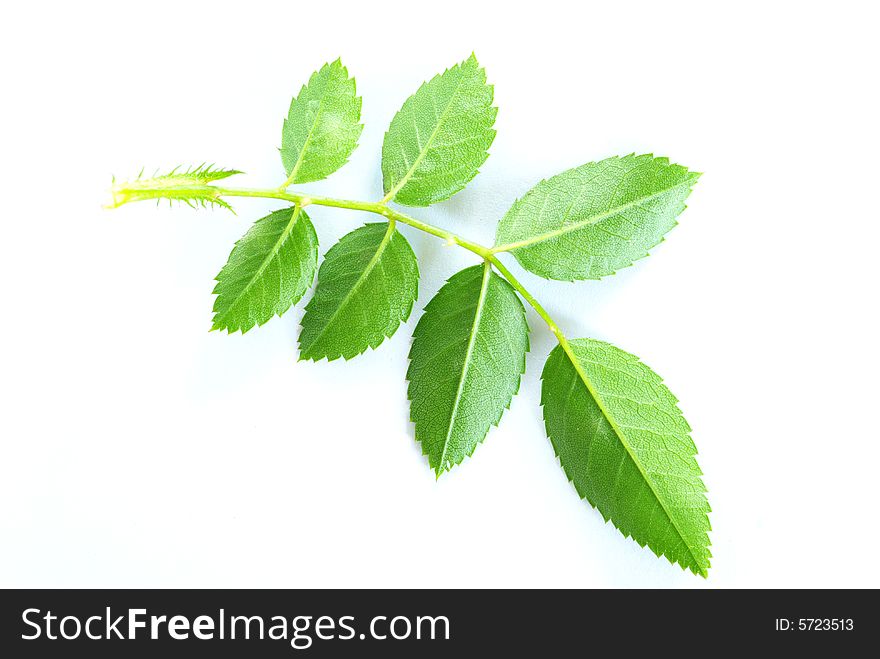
[110,179,566,343]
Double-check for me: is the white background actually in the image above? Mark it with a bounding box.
[1,0,877,588]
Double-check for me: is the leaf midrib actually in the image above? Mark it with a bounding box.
[301,222,397,354]
[214,206,302,327]
[284,73,333,186]
[495,176,698,252]
[437,263,492,473]
[383,64,472,202]
[559,339,706,575]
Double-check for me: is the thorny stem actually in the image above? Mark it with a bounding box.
[111,181,568,343]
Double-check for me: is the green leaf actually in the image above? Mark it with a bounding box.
[541,338,711,576]
[381,54,497,207]
[281,59,363,185]
[212,206,318,334]
[299,222,419,361]
[407,263,529,475]
[495,154,700,280]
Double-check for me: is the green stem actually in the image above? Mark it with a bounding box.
[115,181,564,341]
[214,187,493,260]
[486,254,564,341]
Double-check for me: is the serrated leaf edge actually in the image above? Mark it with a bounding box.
[408,263,530,477]
[211,205,316,334]
[541,339,711,576]
[383,53,497,206]
[298,222,419,362]
[496,154,700,281]
[282,58,364,186]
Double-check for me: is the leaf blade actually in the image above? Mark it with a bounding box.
[381,54,497,207]
[212,206,318,334]
[407,264,529,474]
[281,59,363,184]
[541,338,711,576]
[299,222,419,361]
[495,154,700,280]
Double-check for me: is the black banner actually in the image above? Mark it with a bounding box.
[0,589,872,656]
